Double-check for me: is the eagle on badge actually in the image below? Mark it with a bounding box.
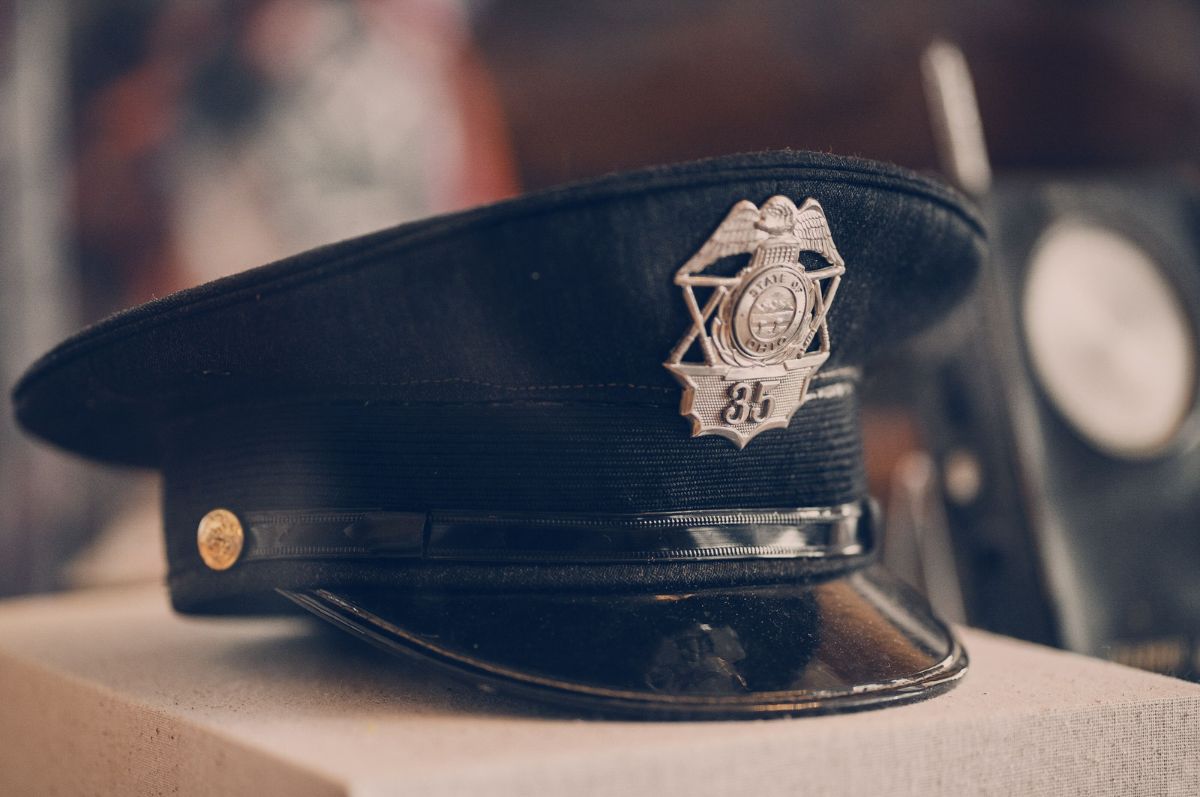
[663,196,845,448]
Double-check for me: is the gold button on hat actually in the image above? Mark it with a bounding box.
[197,509,244,571]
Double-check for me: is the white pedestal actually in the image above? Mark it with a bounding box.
[0,585,1196,796]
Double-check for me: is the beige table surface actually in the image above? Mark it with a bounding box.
[0,585,1196,796]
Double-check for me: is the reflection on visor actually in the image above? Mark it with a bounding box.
[284,566,965,718]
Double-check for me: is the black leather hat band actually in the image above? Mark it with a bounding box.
[204,500,870,571]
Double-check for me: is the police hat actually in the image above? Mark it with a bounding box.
[14,151,984,719]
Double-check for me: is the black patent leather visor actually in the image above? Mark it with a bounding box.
[281,565,966,719]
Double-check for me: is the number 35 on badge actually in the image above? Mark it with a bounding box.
[664,196,845,448]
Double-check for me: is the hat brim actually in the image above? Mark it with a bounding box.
[280,564,966,719]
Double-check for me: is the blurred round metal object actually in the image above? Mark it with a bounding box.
[943,448,983,506]
[1022,223,1198,459]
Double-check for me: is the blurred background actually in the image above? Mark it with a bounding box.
[2,0,1199,675]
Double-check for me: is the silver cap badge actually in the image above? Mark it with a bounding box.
[664,196,845,448]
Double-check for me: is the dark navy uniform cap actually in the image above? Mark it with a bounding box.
[14,151,984,718]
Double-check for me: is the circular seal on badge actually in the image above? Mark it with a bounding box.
[730,265,812,361]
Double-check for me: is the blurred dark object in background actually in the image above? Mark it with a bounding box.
[916,173,1200,680]
[899,39,1200,681]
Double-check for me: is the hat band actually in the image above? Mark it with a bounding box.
[225,500,871,566]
